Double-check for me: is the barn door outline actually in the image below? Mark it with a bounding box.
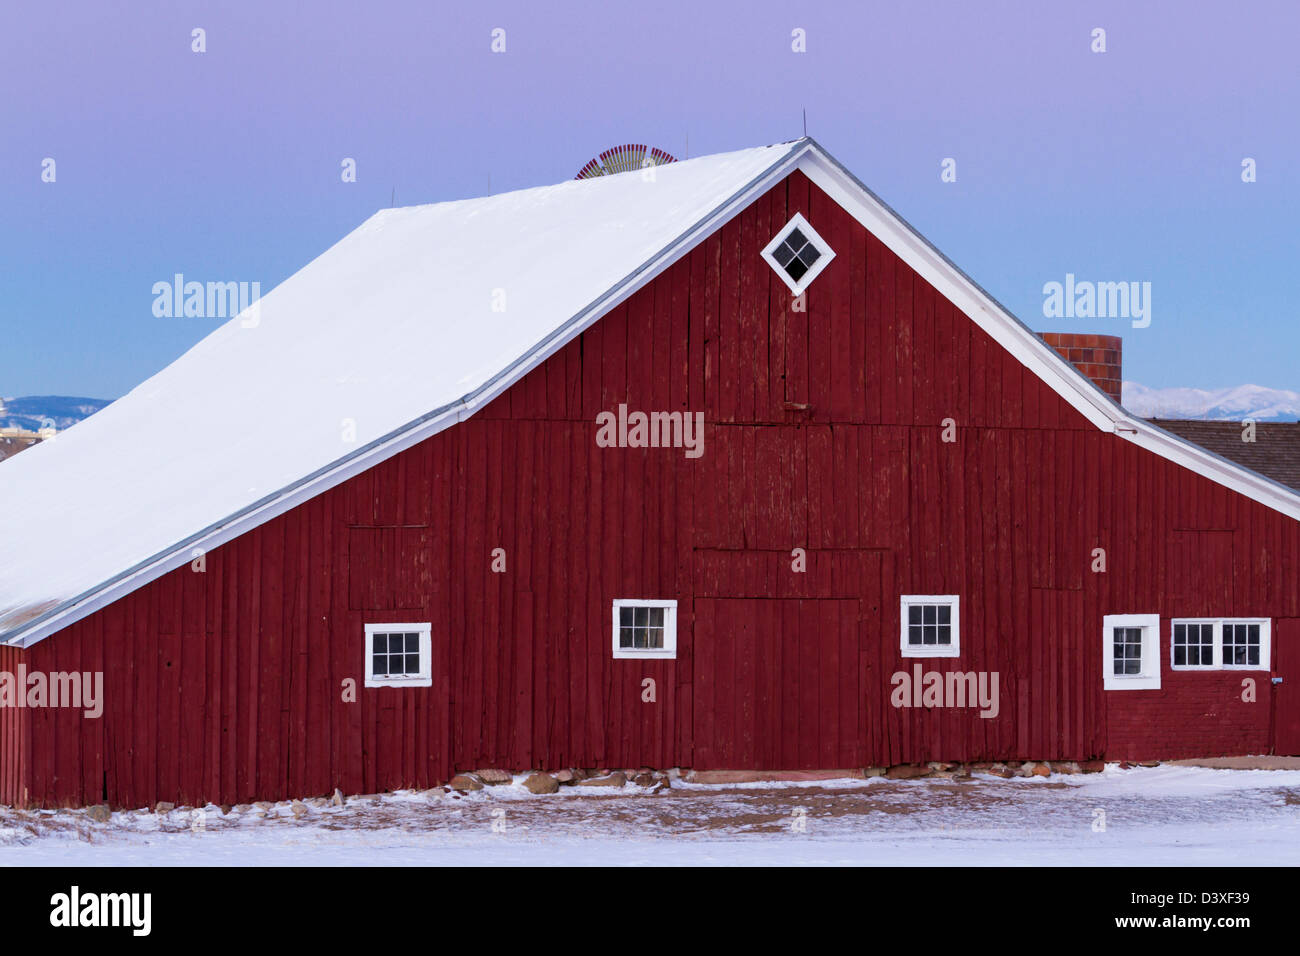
[1273,619,1300,756]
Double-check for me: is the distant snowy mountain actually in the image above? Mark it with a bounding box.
[1122,382,1300,422]
[3,385,1298,431]
[0,395,110,431]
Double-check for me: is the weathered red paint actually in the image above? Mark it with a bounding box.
[4,170,1299,808]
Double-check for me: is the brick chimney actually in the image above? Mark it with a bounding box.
[1040,332,1122,402]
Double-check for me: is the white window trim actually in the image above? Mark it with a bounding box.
[612,599,678,659]
[364,622,433,688]
[1103,614,1161,690]
[1169,618,1218,670]
[899,595,960,658]
[1171,618,1271,671]
[760,212,836,295]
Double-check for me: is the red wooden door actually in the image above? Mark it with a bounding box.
[1274,619,1300,755]
[692,597,862,770]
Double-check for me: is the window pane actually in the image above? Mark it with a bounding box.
[647,607,664,628]
[923,625,937,645]
[937,625,951,645]
[908,625,922,645]
[634,606,648,626]
[908,606,922,625]
[373,654,388,676]
[619,627,633,648]
[373,634,386,653]
[634,627,647,648]
[405,654,420,674]
[785,258,809,281]
[1113,627,1145,675]
[620,607,634,627]
[1249,647,1260,666]
[1174,646,1186,665]
[389,634,405,652]
[798,244,821,267]
[406,633,419,651]
[923,605,936,625]
[647,629,663,649]
[772,243,795,267]
[786,228,808,250]
[937,605,951,625]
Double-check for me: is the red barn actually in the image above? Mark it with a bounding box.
[2,138,1298,808]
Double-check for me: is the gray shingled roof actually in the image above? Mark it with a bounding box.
[1148,419,1300,492]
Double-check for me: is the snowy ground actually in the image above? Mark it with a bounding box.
[2,765,1299,866]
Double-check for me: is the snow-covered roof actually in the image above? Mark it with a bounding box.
[0,141,802,643]
[3,136,1299,647]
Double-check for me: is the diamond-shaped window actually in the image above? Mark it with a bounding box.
[760,214,834,294]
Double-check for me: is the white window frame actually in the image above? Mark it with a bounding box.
[1103,614,1161,690]
[612,599,678,659]
[1171,618,1271,671]
[899,595,960,658]
[760,212,836,295]
[364,622,433,688]
[1169,618,1218,670]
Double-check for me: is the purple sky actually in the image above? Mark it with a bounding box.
[2,0,1297,399]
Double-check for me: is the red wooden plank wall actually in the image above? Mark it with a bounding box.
[9,170,1300,807]
[0,645,29,806]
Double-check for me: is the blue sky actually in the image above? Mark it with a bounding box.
[2,0,1296,399]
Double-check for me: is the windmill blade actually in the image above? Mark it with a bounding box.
[575,143,678,180]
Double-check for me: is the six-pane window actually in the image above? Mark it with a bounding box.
[907,603,952,648]
[1223,622,1262,667]
[1112,627,1145,675]
[1172,622,1214,667]
[612,600,678,659]
[619,605,666,650]
[899,595,960,657]
[1102,614,1159,688]
[364,623,432,687]
[372,631,421,678]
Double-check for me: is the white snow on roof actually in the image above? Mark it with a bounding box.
[0,142,800,638]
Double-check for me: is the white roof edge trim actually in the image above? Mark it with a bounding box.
[1121,418,1300,522]
[795,149,1118,433]
[2,140,813,649]
[795,140,1300,525]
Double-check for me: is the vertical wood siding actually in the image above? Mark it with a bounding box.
[10,170,1300,807]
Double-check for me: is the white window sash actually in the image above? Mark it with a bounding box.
[364,622,433,688]
[612,600,678,660]
[1103,613,1161,690]
[899,595,961,658]
[1171,618,1271,671]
